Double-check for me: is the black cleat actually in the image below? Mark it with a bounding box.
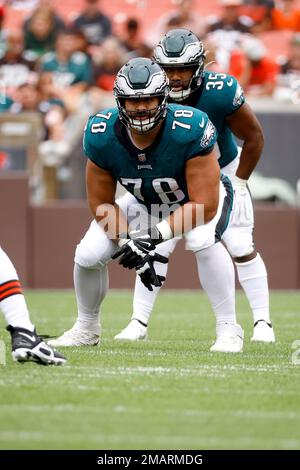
[7,325,67,365]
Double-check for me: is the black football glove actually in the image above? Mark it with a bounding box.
[112,227,163,269]
[136,252,168,291]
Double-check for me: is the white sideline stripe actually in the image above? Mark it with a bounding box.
[0,431,299,449]
[0,405,299,421]
[60,364,296,377]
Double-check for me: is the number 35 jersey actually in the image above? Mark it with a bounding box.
[83,103,217,212]
[186,71,245,169]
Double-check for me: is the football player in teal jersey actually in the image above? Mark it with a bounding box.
[48,57,244,352]
[115,29,274,344]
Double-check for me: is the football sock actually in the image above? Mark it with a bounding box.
[195,243,237,324]
[235,253,270,324]
[73,263,108,333]
[0,247,34,331]
[132,260,168,325]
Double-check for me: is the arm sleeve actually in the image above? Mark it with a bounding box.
[186,114,217,161]
[222,76,246,116]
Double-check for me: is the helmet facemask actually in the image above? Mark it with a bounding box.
[114,58,169,134]
[117,93,168,134]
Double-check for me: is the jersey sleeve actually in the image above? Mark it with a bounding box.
[83,115,111,171]
[220,75,245,115]
[185,112,218,160]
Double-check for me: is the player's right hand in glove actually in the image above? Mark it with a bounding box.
[136,252,168,291]
[112,225,164,269]
[231,176,253,226]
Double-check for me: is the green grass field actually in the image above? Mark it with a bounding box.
[0,290,300,450]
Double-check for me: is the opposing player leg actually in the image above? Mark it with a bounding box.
[0,247,66,365]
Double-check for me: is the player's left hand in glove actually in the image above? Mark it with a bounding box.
[112,226,164,269]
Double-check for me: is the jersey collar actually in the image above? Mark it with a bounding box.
[114,117,166,158]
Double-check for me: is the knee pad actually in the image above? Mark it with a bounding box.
[74,243,105,269]
[155,238,178,257]
[223,229,254,258]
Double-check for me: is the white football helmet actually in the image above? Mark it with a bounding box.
[154,28,206,101]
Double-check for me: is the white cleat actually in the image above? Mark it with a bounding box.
[114,319,147,341]
[251,320,275,343]
[47,324,100,347]
[210,322,244,353]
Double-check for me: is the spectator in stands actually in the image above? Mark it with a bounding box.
[1,78,62,132]
[241,0,275,32]
[120,17,152,58]
[24,6,62,58]
[74,0,112,46]
[41,28,92,91]
[0,30,37,100]
[270,0,300,30]
[281,32,300,73]
[275,33,300,102]
[146,0,206,46]
[207,0,253,34]
[71,28,90,56]
[206,0,254,71]
[239,35,279,95]
[1,76,70,184]
[94,36,127,91]
[23,1,65,39]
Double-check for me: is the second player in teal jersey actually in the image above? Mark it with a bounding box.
[115,29,274,344]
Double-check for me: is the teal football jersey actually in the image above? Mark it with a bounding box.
[41,51,92,86]
[83,104,217,212]
[179,71,245,169]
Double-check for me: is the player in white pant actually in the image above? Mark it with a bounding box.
[48,57,243,353]
[0,246,66,365]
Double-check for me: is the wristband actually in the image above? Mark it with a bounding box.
[156,220,173,241]
[233,176,247,188]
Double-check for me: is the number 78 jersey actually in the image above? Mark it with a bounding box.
[83,103,217,213]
